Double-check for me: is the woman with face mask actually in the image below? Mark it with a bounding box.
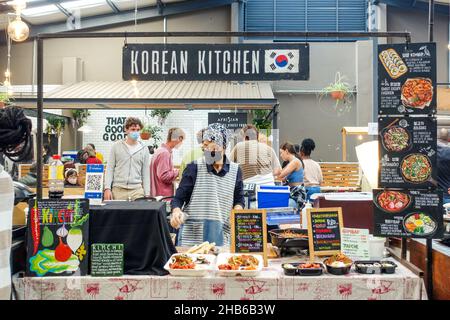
[170,123,245,246]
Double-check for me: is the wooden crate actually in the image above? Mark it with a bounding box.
[319,162,361,191]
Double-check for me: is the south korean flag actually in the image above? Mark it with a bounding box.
[265,50,299,73]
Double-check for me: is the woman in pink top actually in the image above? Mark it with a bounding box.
[150,128,185,197]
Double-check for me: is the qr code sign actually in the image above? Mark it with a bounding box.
[85,173,103,192]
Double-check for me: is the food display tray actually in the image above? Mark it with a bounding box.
[164,254,216,277]
[281,263,324,276]
[381,260,398,274]
[354,261,382,274]
[215,253,263,277]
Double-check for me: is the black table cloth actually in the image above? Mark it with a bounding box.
[90,201,177,275]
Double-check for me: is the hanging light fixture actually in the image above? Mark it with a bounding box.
[7,0,29,42]
[8,16,29,42]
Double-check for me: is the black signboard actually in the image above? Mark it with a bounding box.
[373,189,444,238]
[208,112,248,130]
[307,208,343,259]
[378,116,437,189]
[123,43,309,81]
[26,199,89,277]
[91,243,124,277]
[378,42,436,115]
[230,210,268,266]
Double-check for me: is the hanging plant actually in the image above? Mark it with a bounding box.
[71,109,90,128]
[151,109,171,125]
[140,124,152,140]
[0,92,12,108]
[252,110,272,136]
[319,72,354,111]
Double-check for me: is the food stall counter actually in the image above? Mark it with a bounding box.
[13,254,424,300]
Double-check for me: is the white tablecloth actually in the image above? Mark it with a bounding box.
[12,257,424,300]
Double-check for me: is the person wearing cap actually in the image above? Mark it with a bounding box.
[170,123,245,246]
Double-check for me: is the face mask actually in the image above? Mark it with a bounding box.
[128,132,140,141]
[67,178,77,185]
[204,150,222,165]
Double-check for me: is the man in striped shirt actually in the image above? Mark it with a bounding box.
[230,124,281,181]
[170,123,245,246]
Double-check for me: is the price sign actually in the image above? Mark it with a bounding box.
[307,207,343,260]
[378,43,436,115]
[230,209,268,267]
[341,228,370,261]
[91,243,124,277]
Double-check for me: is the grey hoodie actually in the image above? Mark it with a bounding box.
[104,140,150,195]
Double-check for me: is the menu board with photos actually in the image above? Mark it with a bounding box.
[91,243,124,277]
[307,208,343,259]
[378,116,437,189]
[378,42,436,115]
[373,189,444,238]
[230,210,268,266]
[26,199,89,277]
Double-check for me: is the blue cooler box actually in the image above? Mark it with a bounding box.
[257,185,290,209]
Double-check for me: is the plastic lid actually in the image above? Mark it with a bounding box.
[52,155,61,159]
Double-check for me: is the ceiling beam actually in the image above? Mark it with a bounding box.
[373,0,450,15]
[27,0,237,37]
[55,3,71,17]
[105,0,120,13]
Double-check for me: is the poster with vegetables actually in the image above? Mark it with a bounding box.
[373,189,444,238]
[378,42,436,115]
[378,116,437,189]
[26,199,89,277]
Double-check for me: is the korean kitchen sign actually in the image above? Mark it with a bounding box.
[123,43,310,81]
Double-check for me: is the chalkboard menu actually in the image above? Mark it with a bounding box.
[91,243,124,276]
[26,199,89,277]
[378,43,436,115]
[373,189,444,238]
[208,112,248,130]
[378,116,437,189]
[307,208,343,259]
[230,209,268,266]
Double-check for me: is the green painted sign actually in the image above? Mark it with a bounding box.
[91,243,124,277]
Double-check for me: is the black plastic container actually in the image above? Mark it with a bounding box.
[323,259,352,275]
[354,261,382,274]
[381,261,398,274]
[282,263,299,276]
[297,263,324,276]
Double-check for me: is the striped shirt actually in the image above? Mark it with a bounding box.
[230,140,281,180]
[176,158,241,246]
[0,165,13,300]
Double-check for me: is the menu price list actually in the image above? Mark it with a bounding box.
[378,42,436,115]
[311,212,341,252]
[234,214,264,253]
[379,116,437,189]
[373,189,444,239]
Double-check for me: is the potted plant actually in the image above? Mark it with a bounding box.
[140,124,152,140]
[252,110,272,137]
[71,109,90,128]
[147,125,163,154]
[319,72,354,108]
[45,116,66,142]
[151,109,171,125]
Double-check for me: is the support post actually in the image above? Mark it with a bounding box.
[36,37,44,200]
